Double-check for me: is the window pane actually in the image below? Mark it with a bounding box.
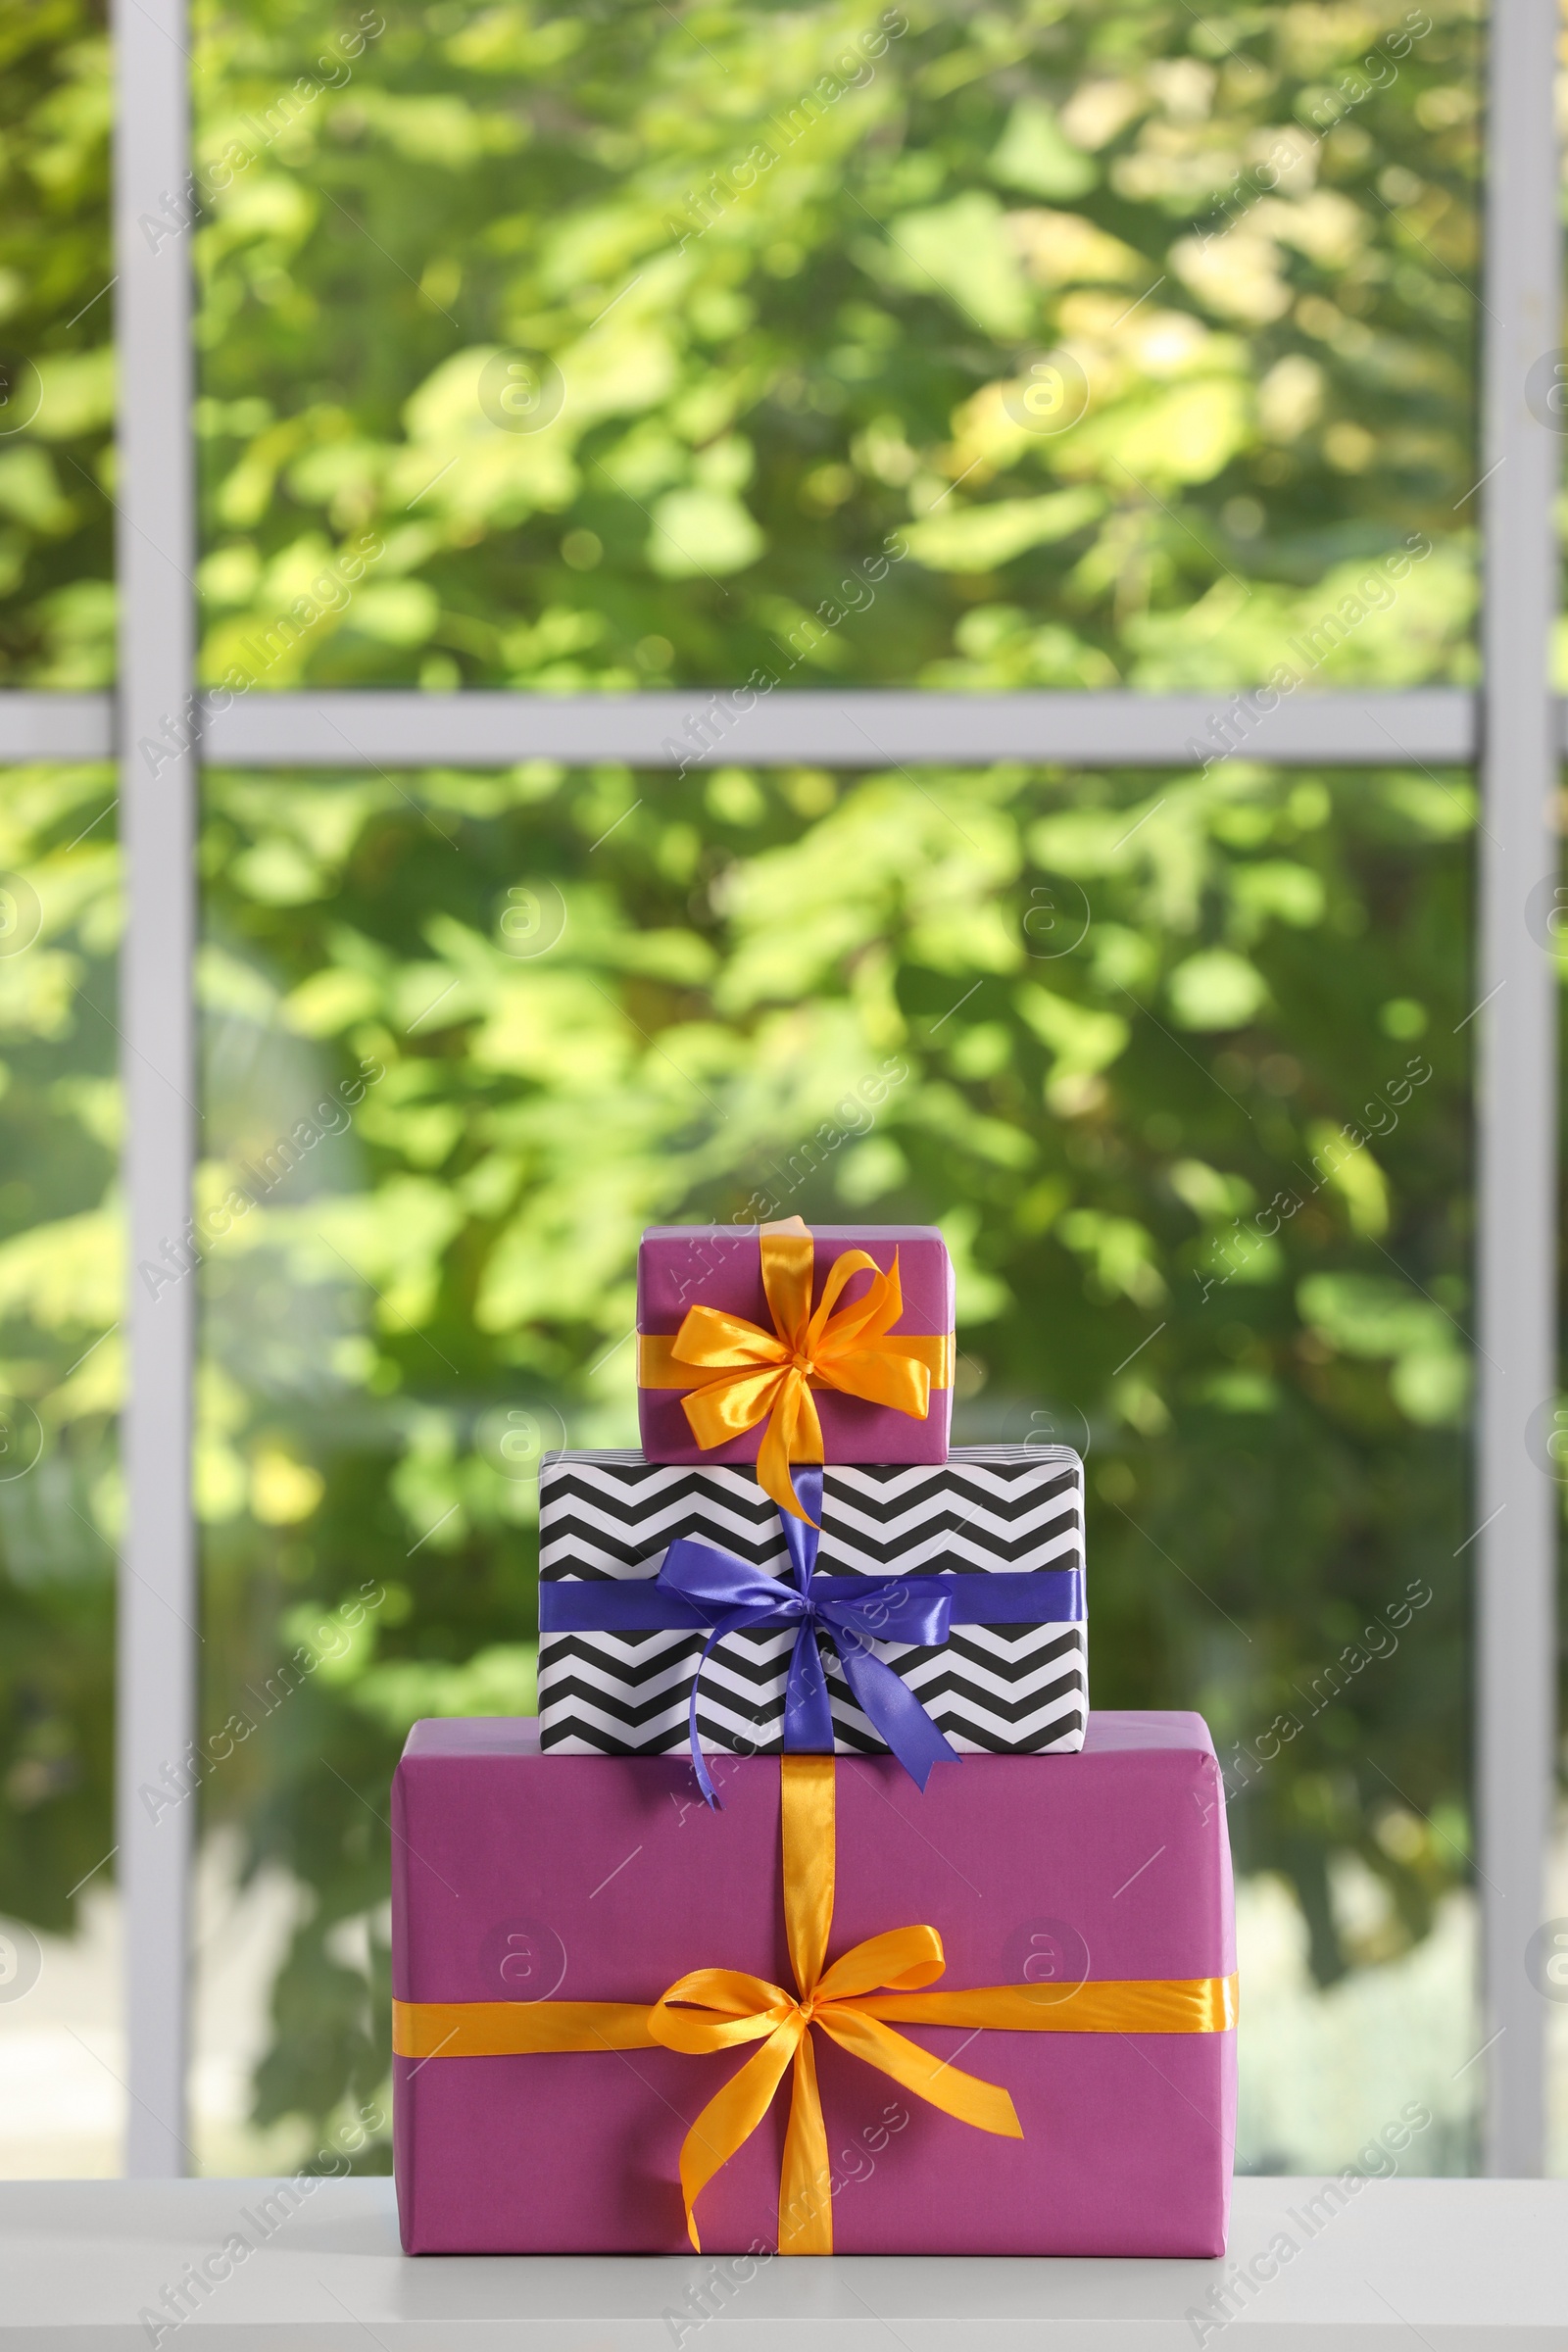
[0,8,115,686]
[192,2,1478,693]
[195,757,1476,2176]
[0,764,121,2174]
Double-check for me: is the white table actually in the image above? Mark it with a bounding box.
[0,2178,1563,2348]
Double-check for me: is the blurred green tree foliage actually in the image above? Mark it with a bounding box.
[201,751,1471,2153]
[0,767,118,1923]
[180,0,1478,692]
[0,0,1492,2170]
[0,2,113,682]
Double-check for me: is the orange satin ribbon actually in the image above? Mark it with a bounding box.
[393,1757,1239,2256]
[639,1217,951,1523]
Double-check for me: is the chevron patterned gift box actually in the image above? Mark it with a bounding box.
[536,1445,1087,1762]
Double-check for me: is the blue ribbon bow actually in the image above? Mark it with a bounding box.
[538,1467,1084,1805]
[658,1466,959,1804]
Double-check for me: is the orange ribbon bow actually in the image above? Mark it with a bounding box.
[637,1217,952,1523]
[392,1757,1239,2256]
[645,1754,1019,2251]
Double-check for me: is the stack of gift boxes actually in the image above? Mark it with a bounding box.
[391,1219,1237,2259]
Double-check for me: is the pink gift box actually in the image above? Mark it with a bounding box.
[391,1713,1235,2257]
[636,1223,956,1468]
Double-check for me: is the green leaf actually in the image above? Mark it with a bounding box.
[646,488,765,578]
[988,99,1097,200]
[350,1645,537,1735]
[877,193,1033,338]
[1166,950,1269,1031]
[1297,1275,1448,1359]
[902,489,1104,572]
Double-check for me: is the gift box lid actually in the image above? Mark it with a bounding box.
[637,1222,953,1330]
[401,1710,1198,1764]
[393,1710,1233,2017]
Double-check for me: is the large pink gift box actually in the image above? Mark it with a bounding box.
[636,1223,955,1470]
[391,1713,1236,2256]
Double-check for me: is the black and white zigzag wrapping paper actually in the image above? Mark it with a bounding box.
[536,1445,1087,1759]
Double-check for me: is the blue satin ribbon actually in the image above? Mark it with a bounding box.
[538,1468,1085,1807]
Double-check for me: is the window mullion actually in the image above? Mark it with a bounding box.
[1477,0,1560,2179]
[113,0,198,2178]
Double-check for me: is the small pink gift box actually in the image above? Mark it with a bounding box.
[636,1223,955,1486]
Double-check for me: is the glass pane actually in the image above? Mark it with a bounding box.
[192,2,1478,692]
[0,7,115,685]
[195,756,1476,2177]
[0,763,122,2175]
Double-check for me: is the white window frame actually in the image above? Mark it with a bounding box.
[0,0,1553,2179]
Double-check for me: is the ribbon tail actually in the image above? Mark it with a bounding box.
[757,1369,822,1523]
[777,1474,833,1752]
[677,2018,804,2253]
[778,2026,833,2255]
[833,1636,959,1792]
[782,1618,835,1754]
[687,1626,733,1810]
[815,2005,1022,2139]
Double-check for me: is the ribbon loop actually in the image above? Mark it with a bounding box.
[647,1969,795,2052]
[815,1925,946,2004]
[658,1536,799,1622]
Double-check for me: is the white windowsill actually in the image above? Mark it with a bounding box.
[0,2176,1562,2346]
